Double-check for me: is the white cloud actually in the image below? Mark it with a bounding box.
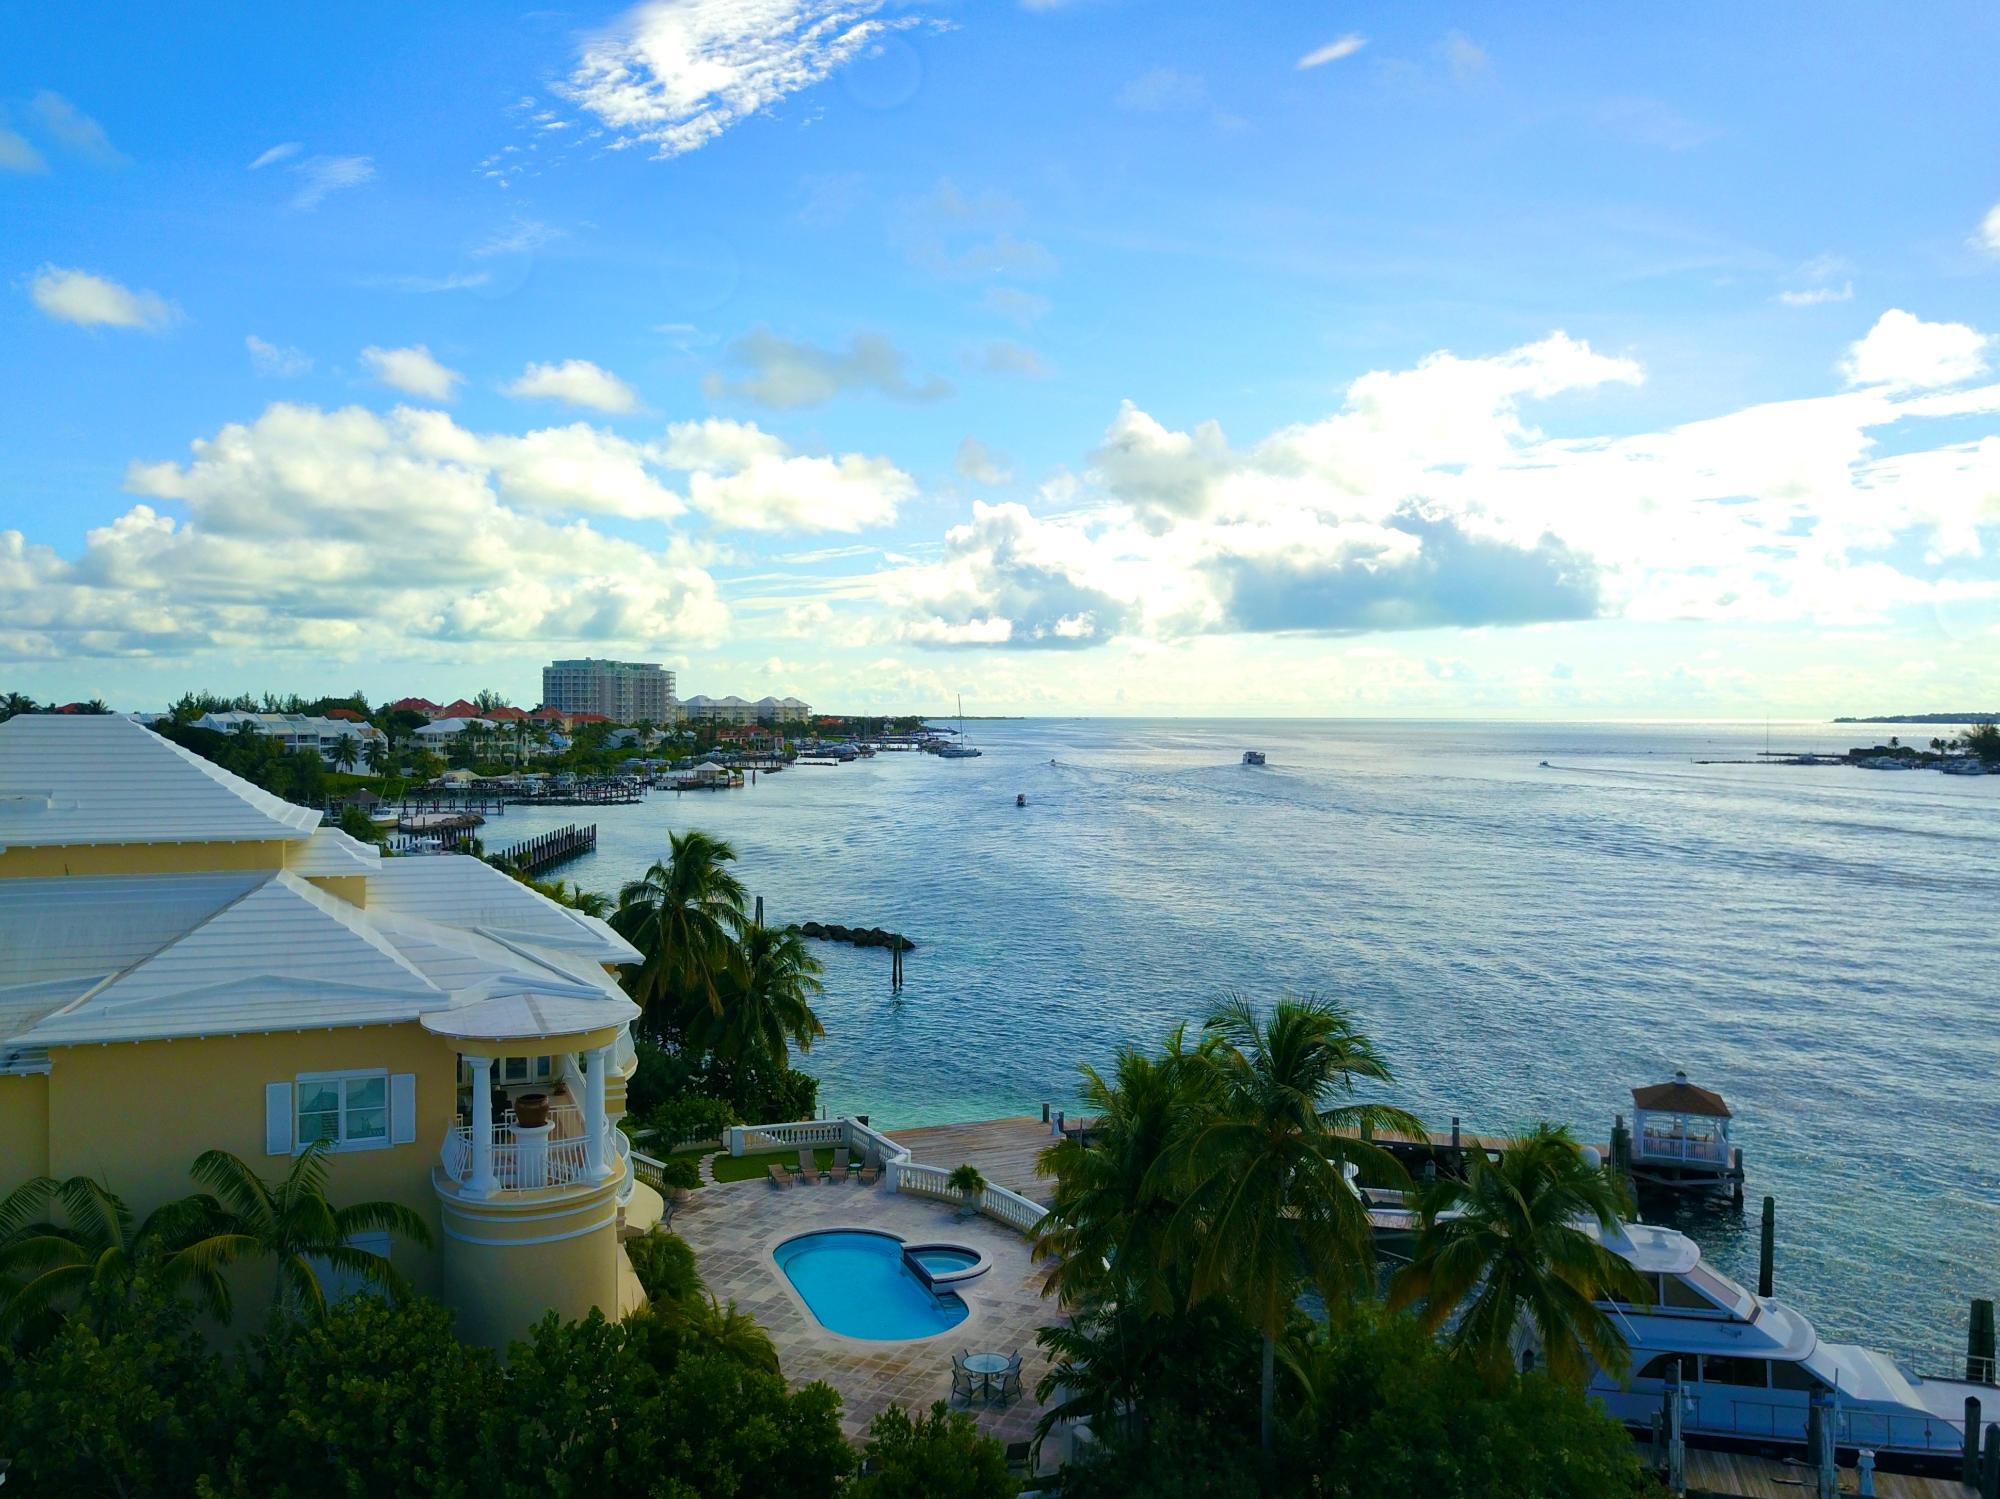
[246,335,312,377]
[473,218,563,257]
[28,266,177,331]
[288,154,374,209]
[965,339,1051,378]
[29,91,125,165]
[1441,31,1488,81]
[956,436,1012,486]
[1841,309,1989,389]
[706,327,953,408]
[557,0,924,159]
[0,123,45,173]
[881,323,2000,651]
[503,358,642,414]
[358,270,493,294]
[1298,34,1366,69]
[663,418,914,532]
[247,142,302,170]
[361,344,463,401]
[1979,203,2000,256]
[0,402,728,662]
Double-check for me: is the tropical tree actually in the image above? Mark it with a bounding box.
[1034,1025,1219,1316]
[1963,721,2000,766]
[0,1174,226,1339]
[687,922,825,1064]
[329,734,359,773]
[1175,993,1421,1454]
[1388,1122,1651,1385]
[174,1141,432,1319]
[611,829,749,1026]
[0,690,39,721]
[362,736,388,774]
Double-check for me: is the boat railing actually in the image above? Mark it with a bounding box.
[1674,1390,1968,1455]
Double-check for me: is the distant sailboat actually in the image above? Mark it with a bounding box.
[937,695,982,758]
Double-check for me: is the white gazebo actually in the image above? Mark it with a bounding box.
[1627,1070,1740,1196]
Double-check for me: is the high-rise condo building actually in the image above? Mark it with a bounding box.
[540,659,676,724]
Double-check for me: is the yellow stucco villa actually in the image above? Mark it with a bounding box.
[0,713,662,1344]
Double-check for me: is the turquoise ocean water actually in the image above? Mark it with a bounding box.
[492,718,2000,1362]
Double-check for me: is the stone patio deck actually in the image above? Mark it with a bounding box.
[670,1174,1062,1456]
[886,1115,1059,1203]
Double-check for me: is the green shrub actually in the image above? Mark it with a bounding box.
[645,1092,739,1147]
[627,1230,703,1305]
[851,1401,1018,1499]
[657,1154,703,1191]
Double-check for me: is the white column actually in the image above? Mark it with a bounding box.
[467,1054,497,1197]
[585,1044,612,1181]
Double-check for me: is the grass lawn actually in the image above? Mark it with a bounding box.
[709,1147,837,1184]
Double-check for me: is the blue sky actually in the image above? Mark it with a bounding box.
[4,1,1998,715]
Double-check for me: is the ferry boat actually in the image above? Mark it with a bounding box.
[1580,1218,1994,1464]
[1242,750,1266,766]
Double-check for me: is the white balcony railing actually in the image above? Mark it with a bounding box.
[439,1117,628,1193]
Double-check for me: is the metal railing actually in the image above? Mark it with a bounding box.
[439,1118,627,1192]
[1634,1131,1728,1164]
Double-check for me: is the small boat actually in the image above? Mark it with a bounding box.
[1539,760,1552,768]
[1942,757,1987,776]
[1242,750,1266,766]
[1015,793,1027,807]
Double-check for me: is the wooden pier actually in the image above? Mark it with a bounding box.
[493,822,597,875]
[1682,1447,1972,1497]
[888,1116,1058,1205]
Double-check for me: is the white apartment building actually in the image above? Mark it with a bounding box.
[681,694,811,726]
[193,712,385,764]
[540,659,676,725]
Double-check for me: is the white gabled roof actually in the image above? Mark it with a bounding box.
[0,715,320,847]
[288,826,382,876]
[19,871,441,1045]
[362,856,640,966]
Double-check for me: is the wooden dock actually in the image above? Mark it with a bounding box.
[494,822,596,875]
[888,1116,1057,1204]
[1683,1447,1973,1497]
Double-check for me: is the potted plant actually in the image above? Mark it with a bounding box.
[659,1155,701,1202]
[946,1163,986,1220]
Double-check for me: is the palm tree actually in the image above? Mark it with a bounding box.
[175,1141,431,1320]
[1388,1122,1651,1386]
[1035,1026,1218,1316]
[1176,993,1421,1454]
[688,922,825,1065]
[611,830,748,1027]
[363,736,388,775]
[0,1175,227,1337]
[330,735,359,773]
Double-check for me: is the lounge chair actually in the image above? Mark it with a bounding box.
[857,1153,880,1185]
[1004,1441,1033,1475]
[827,1145,851,1183]
[767,1163,793,1188]
[794,1147,820,1185]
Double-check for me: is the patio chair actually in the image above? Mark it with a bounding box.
[828,1145,851,1183]
[857,1153,880,1185]
[994,1350,1024,1407]
[949,1360,980,1406]
[767,1163,793,1188]
[794,1147,820,1185]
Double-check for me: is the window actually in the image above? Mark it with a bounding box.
[501,1055,553,1085]
[1602,1276,1657,1308]
[1637,1353,1691,1381]
[1661,1275,1724,1313]
[1701,1355,1767,1387]
[1770,1360,1828,1393]
[297,1071,389,1151]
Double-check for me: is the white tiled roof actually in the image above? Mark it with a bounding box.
[287,826,382,876]
[362,856,640,965]
[0,715,320,847]
[19,871,440,1045]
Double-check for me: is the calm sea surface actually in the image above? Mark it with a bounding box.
[495,718,2000,1361]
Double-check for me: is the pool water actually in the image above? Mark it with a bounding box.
[910,1247,978,1274]
[774,1230,968,1340]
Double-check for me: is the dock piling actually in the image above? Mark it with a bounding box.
[1970,1298,1996,1384]
[1981,1426,2000,1499]
[1758,1196,1775,1298]
[1964,1398,1981,1488]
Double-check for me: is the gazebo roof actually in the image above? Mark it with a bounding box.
[1631,1072,1731,1118]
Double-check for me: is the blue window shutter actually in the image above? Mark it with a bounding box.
[390,1073,417,1145]
[265,1082,293,1155]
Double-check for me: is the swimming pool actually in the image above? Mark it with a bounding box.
[773,1229,969,1341]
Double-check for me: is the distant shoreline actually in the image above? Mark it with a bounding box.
[1834,711,1998,724]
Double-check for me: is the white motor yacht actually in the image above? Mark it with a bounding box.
[1583,1218,1993,1463]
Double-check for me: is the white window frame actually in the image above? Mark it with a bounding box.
[295,1068,392,1154]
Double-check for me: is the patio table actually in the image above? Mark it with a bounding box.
[962,1351,1010,1402]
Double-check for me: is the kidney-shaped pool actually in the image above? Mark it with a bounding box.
[773,1229,971,1341]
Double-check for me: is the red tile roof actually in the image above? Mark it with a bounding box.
[386,697,442,715]
[325,707,364,720]
[484,705,526,720]
[437,699,481,719]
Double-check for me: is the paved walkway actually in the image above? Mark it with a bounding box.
[671,1176,1058,1454]
[887,1116,1060,1204]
